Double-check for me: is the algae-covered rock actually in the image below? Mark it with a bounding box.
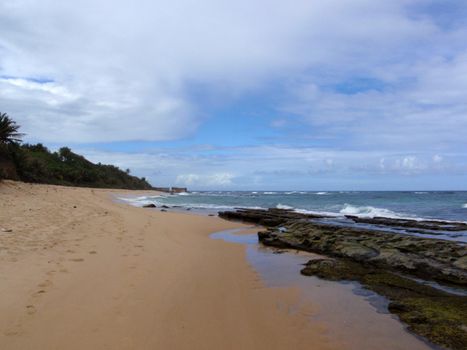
[335,242,379,261]
[454,256,467,270]
[302,257,467,350]
[219,208,467,349]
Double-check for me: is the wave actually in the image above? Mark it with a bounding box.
[277,203,414,220]
[179,203,266,211]
[276,204,294,210]
[276,204,340,217]
[339,204,409,219]
[462,203,467,209]
[177,192,190,196]
[315,191,329,195]
[117,195,164,207]
[263,192,277,195]
[414,192,428,194]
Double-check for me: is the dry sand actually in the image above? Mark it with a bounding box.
[0,181,337,350]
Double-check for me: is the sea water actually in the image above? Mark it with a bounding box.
[121,190,467,222]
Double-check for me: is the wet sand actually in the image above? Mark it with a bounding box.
[0,181,335,350]
[212,229,433,350]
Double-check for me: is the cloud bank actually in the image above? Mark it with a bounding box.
[1,1,467,188]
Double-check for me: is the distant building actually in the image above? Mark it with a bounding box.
[171,187,188,193]
[152,186,188,194]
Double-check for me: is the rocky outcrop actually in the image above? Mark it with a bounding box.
[301,258,467,350]
[218,208,326,227]
[219,208,467,349]
[142,204,157,208]
[259,221,467,286]
[345,215,467,232]
[221,208,467,286]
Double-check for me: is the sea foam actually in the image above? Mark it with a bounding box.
[276,204,294,210]
[339,204,407,219]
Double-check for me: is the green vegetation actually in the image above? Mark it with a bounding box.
[0,112,24,144]
[0,113,152,189]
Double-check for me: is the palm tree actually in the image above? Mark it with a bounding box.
[0,113,24,145]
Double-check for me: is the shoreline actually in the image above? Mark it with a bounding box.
[0,181,335,349]
[218,208,467,349]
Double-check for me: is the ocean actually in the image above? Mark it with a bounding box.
[122,190,467,222]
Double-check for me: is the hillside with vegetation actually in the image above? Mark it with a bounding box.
[0,113,153,190]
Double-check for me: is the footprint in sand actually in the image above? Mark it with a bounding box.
[4,330,20,336]
[89,250,97,254]
[26,305,36,315]
[69,258,85,262]
[38,280,52,288]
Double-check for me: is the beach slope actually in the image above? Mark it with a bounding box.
[0,181,333,350]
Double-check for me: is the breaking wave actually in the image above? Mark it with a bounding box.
[276,204,294,210]
[339,204,408,219]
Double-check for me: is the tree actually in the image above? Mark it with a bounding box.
[0,113,24,145]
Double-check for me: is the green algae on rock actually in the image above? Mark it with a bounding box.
[218,208,467,349]
[301,258,467,350]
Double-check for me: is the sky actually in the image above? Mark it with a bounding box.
[1,0,467,190]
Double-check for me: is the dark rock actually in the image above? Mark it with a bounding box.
[220,208,467,286]
[143,204,157,208]
[160,209,167,212]
[454,256,467,270]
[218,208,327,227]
[161,205,169,209]
[301,257,467,350]
[220,207,467,349]
[345,215,467,232]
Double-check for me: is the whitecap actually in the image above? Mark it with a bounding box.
[276,204,294,210]
[339,204,409,219]
[294,208,341,217]
[462,203,467,209]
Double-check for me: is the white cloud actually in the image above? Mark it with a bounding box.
[0,0,321,142]
[175,174,200,186]
[1,0,466,189]
[77,145,467,190]
[433,154,443,163]
[2,0,466,147]
[176,173,234,187]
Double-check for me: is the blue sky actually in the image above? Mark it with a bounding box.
[1,0,467,190]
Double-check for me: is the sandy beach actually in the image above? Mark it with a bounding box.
[0,181,337,350]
